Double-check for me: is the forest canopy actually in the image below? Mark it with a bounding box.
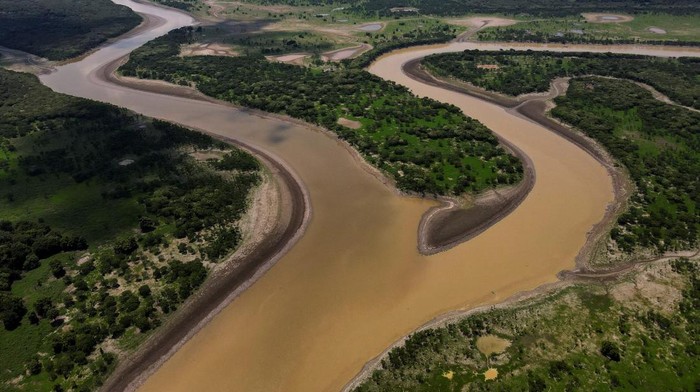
[0,0,141,60]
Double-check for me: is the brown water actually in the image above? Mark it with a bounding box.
[38,2,700,390]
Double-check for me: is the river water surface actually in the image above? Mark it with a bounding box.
[39,2,700,390]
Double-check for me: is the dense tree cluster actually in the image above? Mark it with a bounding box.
[0,0,140,60]
[476,27,700,47]
[424,52,699,254]
[356,259,700,391]
[348,22,457,69]
[247,0,700,17]
[355,0,700,17]
[423,50,700,109]
[552,77,699,253]
[152,0,200,11]
[121,28,523,196]
[0,68,261,390]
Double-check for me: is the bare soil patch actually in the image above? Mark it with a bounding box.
[476,335,511,356]
[180,43,238,57]
[267,53,308,64]
[337,117,362,129]
[449,17,519,29]
[323,44,372,61]
[483,368,498,380]
[582,13,634,23]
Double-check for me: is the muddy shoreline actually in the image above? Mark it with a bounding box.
[95,13,313,392]
[101,117,310,392]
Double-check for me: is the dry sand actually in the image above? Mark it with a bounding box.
[266,53,308,64]
[337,117,362,129]
[323,44,372,61]
[180,43,238,57]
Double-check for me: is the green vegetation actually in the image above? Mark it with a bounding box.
[477,14,700,46]
[244,0,700,17]
[0,0,141,60]
[423,51,700,108]
[552,77,699,253]
[0,68,261,391]
[152,0,205,12]
[349,19,459,68]
[356,258,700,391]
[423,51,700,255]
[230,29,339,55]
[120,27,522,196]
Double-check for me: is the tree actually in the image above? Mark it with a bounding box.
[139,217,157,233]
[49,259,66,278]
[0,293,27,330]
[601,340,621,362]
[113,237,138,255]
[34,297,54,318]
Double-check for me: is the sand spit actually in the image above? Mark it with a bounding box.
[323,44,372,61]
[0,45,54,74]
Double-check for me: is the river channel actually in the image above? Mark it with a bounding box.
[38,1,700,390]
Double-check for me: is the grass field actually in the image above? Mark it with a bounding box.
[477,13,700,44]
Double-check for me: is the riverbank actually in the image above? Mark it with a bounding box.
[41,0,678,389]
[70,8,313,392]
[341,48,698,390]
[403,58,633,268]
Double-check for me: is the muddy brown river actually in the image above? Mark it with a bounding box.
[38,2,700,391]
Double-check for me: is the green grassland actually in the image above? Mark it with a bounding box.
[422,51,700,257]
[120,27,522,196]
[0,68,261,391]
[0,0,141,60]
[356,258,700,391]
[477,14,700,45]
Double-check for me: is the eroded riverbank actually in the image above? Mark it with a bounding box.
[36,1,700,390]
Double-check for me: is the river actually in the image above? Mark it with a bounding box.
[38,1,700,391]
